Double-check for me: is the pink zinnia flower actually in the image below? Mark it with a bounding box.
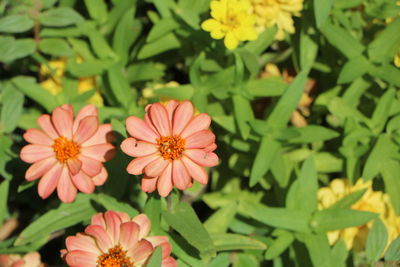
[20,104,115,203]
[121,100,219,197]
[62,211,176,267]
[0,252,45,267]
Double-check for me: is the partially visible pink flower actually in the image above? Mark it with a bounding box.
[20,104,115,203]
[121,100,219,197]
[62,211,176,267]
[0,252,45,267]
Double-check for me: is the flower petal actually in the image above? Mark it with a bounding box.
[126,116,158,143]
[121,138,158,157]
[181,114,211,138]
[82,124,114,146]
[65,250,98,267]
[172,159,190,190]
[144,157,169,178]
[37,114,59,139]
[165,100,179,121]
[66,234,100,254]
[185,130,215,149]
[224,31,239,50]
[128,239,154,264]
[157,163,173,197]
[81,144,116,162]
[141,176,158,193]
[148,103,171,136]
[84,225,113,253]
[38,162,63,199]
[181,156,208,184]
[79,155,102,177]
[173,101,194,135]
[72,104,98,133]
[162,256,178,267]
[67,158,82,176]
[71,171,95,194]
[126,154,159,175]
[52,106,73,139]
[73,116,99,145]
[57,166,77,203]
[20,145,54,163]
[145,236,172,259]
[104,211,122,245]
[23,128,53,145]
[119,222,140,250]
[184,149,219,167]
[91,213,106,228]
[132,214,151,240]
[92,167,108,186]
[25,157,57,181]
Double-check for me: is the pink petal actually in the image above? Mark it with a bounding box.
[173,101,194,135]
[119,222,140,250]
[157,163,173,197]
[71,171,95,194]
[126,116,158,144]
[144,113,158,135]
[91,213,106,228]
[165,100,180,121]
[104,211,122,245]
[141,176,158,193]
[181,114,211,139]
[52,106,73,139]
[73,116,99,145]
[66,234,100,255]
[162,256,178,267]
[121,138,158,157]
[38,162,63,199]
[172,159,191,190]
[132,214,151,240]
[92,167,108,186]
[65,250,98,267]
[205,143,217,152]
[145,236,172,259]
[81,144,116,162]
[79,155,102,176]
[115,211,131,223]
[57,166,77,203]
[25,157,57,181]
[181,156,208,184]
[82,124,114,147]
[128,239,154,264]
[144,157,169,178]
[23,128,53,145]
[67,158,82,176]
[20,144,54,163]
[84,225,113,253]
[148,103,171,136]
[185,130,215,149]
[184,149,219,167]
[61,104,74,118]
[126,154,159,175]
[72,104,98,133]
[37,114,59,139]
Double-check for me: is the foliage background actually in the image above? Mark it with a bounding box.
[0,0,400,266]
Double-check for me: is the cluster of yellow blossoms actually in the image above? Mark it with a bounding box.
[201,0,304,50]
[318,179,400,251]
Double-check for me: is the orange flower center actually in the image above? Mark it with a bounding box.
[157,136,185,160]
[52,136,80,163]
[97,245,133,267]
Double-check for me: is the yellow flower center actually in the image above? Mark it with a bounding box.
[157,136,185,160]
[97,245,133,267]
[52,136,80,163]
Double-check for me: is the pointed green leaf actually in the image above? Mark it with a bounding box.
[366,218,388,262]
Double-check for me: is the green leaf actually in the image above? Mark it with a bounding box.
[371,88,395,134]
[0,180,9,225]
[265,231,294,260]
[245,77,287,97]
[337,56,370,84]
[310,209,378,232]
[314,0,335,28]
[15,195,96,246]
[249,136,280,187]
[38,38,73,57]
[381,160,400,215]
[127,62,165,83]
[147,246,162,267]
[93,193,138,217]
[233,94,252,140]
[298,233,332,267]
[385,237,400,262]
[11,76,57,112]
[366,218,388,262]
[212,233,266,251]
[289,125,339,143]
[368,18,400,63]
[331,240,348,267]
[144,195,161,234]
[81,23,117,60]
[299,20,318,70]
[238,200,311,233]
[147,17,179,43]
[83,0,108,24]
[331,189,367,209]
[0,15,34,33]
[67,59,105,77]
[1,83,24,133]
[107,65,135,107]
[0,37,36,63]
[314,152,343,173]
[163,202,215,257]
[39,7,84,27]
[237,49,259,76]
[153,84,194,101]
[244,27,276,56]
[137,33,180,59]
[369,64,400,87]
[204,202,237,234]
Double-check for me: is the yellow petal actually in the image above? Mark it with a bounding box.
[201,19,221,32]
[395,52,400,67]
[210,29,225,39]
[210,0,227,21]
[224,31,240,50]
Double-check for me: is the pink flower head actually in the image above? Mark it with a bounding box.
[20,104,115,203]
[0,252,45,267]
[121,100,219,197]
[62,211,176,267]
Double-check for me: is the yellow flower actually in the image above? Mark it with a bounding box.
[250,0,304,40]
[395,49,400,68]
[40,57,103,107]
[201,0,258,50]
[318,178,400,251]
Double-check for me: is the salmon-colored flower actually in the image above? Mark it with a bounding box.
[20,104,115,203]
[62,211,176,267]
[0,252,45,267]
[121,100,219,197]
